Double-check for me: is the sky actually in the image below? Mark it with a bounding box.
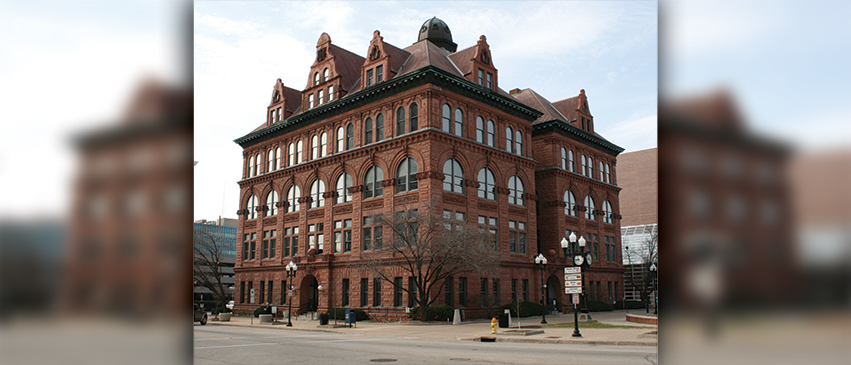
[193,1,659,222]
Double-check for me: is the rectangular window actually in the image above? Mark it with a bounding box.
[308,94,314,109]
[522,279,529,302]
[242,234,249,260]
[260,281,265,304]
[459,277,467,307]
[518,222,526,254]
[270,230,276,258]
[307,223,324,253]
[376,65,383,83]
[284,227,298,257]
[281,280,287,305]
[408,277,417,307]
[249,241,255,260]
[328,86,334,102]
[335,220,352,253]
[366,69,373,86]
[487,72,493,89]
[373,278,382,307]
[478,68,484,85]
[608,281,613,303]
[614,282,619,302]
[318,89,324,105]
[394,277,403,307]
[594,242,599,261]
[342,279,349,307]
[480,278,488,307]
[597,281,602,302]
[509,221,517,253]
[268,281,273,304]
[445,277,453,307]
[360,278,369,307]
[248,281,254,304]
[493,278,500,305]
[240,281,245,303]
[511,279,518,303]
[262,231,269,259]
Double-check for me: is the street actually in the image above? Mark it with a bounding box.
[194,324,658,364]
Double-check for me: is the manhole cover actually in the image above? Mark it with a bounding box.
[450,358,471,361]
[370,359,397,363]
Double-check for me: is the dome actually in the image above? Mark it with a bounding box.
[417,17,457,53]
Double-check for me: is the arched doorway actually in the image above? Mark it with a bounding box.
[300,275,318,312]
[547,275,561,312]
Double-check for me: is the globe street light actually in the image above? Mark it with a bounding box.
[578,235,590,318]
[649,263,657,315]
[568,232,581,337]
[535,253,548,324]
[285,261,297,327]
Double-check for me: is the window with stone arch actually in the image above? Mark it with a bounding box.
[561,147,568,170]
[364,166,384,199]
[313,72,320,86]
[275,147,281,170]
[602,200,613,224]
[487,120,495,147]
[442,103,451,133]
[364,117,373,144]
[311,135,319,160]
[336,127,344,152]
[506,126,513,153]
[336,173,352,204]
[296,140,303,163]
[584,195,596,221]
[581,155,587,177]
[569,150,575,172]
[267,149,274,172]
[588,156,594,178]
[309,179,325,209]
[396,157,418,193]
[319,132,327,157]
[477,167,496,200]
[508,175,525,206]
[443,158,464,194]
[476,116,485,143]
[255,153,261,175]
[346,123,353,150]
[409,103,418,131]
[454,108,464,137]
[376,113,384,142]
[564,190,577,217]
[266,191,279,216]
[286,186,300,213]
[514,130,523,156]
[396,106,406,136]
[322,68,329,82]
[246,195,258,220]
[248,155,255,177]
[288,143,295,166]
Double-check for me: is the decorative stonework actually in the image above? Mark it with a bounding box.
[443,194,466,206]
[262,217,277,225]
[350,185,364,193]
[363,199,384,210]
[307,210,324,219]
[565,216,579,225]
[478,201,498,211]
[333,204,353,214]
[541,200,565,208]
[244,221,257,229]
[508,206,527,216]
[284,214,299,223]
[417,171,444,180]
[394,194,419,205]
[523,193,538,201]
[381,178,396,187]
[604,225,616,233]
[464,179,479,188]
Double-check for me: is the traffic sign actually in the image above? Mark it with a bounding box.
[572,294,579,304]
[564,274,581,281]
[565,280,582,287]
[564,267,581,274]
[565,287,583,294]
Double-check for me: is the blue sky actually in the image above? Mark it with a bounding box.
[193,1,659,221]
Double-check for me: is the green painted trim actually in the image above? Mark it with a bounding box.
[532,119,625,156]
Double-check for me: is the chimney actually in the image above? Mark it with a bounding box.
[509,88,521,96]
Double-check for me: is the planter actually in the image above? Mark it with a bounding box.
[259,314,273,323]
[218,313,231,321]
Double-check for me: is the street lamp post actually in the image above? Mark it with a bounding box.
[625,245,633,314]
[649,263,657,315]
[285,261,297,327]
[317,284,323,320]
[578,236,590,320]
[567,232,582,337]
[535,253,548,324]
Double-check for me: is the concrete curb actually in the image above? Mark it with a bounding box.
[465,336,657,347]
[208,320,344,334]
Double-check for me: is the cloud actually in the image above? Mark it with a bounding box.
[598,114,658,152]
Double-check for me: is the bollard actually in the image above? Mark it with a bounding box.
[491,318,497,334]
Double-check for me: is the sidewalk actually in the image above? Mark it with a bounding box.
[205,310,657,346]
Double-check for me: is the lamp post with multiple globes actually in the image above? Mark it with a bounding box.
[285,261,297,327]
[534,253,548,324]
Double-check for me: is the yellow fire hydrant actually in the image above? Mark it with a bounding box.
[491,317,497,334]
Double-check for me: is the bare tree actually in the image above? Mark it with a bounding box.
[625,229,658,311]
[193,229,228,313]
[358,206,500,321]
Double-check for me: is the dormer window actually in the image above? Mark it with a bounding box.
[308,94,314,109]
[328,86,334,102]
[323,68,329,82]
[318,89,324,105]
[487,73,493,89]
[366,69,373,86]
[313,72,320,86]
[376,65,383,83]
[478,69,484,86]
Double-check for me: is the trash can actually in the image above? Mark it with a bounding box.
[319,313,329,325]
[498,312,509,328]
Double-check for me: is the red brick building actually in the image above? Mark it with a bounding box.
[233,18,625,319]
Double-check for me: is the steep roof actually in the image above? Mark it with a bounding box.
[328,44,366,94]
[282,85,302,114]
[447,45,477,76]
[511,88,571,124]
[383,41,412,75]
[397,39,464,78]
[552,96,581,123]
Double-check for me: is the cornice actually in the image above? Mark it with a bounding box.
[532,119,625,156]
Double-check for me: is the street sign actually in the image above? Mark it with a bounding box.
[565,287,583,294]
[564,274,581,281]
[565,280,582,287]
[288,289,293,297]
[564,267,581,274]
[271,306,277,314]
[572,294,579,304]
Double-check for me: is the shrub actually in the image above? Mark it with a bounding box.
[585,300,613,312]
[615,300,645,310]
[253,305,272,317]
[407,305,455,321]
[325,308,368,321]
[499,301,544,317]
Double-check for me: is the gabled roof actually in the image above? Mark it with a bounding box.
[282,86,302,114]
[328,44,366,94]
[447,45,477,76]
[552,96,581,123]
[383,41,411,75]
[397,40,464,78]
[511,89,571,124]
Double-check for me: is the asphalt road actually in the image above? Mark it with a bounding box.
[194,324,658,365]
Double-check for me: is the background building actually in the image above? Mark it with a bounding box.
[617,148,658,305]
[232,18,625,319]
[193,217,238,308]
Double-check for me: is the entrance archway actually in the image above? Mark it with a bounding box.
[547,275,561,312]
[300,275,318,312]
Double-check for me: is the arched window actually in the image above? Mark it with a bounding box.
[602,200,613,224]
[581,155,587,177]
[396,107,406,136]
[487,120,495,147]
[506,127,513,153]
[364,166,384,199]
[508,175,525,206]
[318,89,324,105]
[477,167,496,200]
[308,94,314,109]
[328,85,334,102]
[248,155,255,177]
[255,154,261,175]
[247,195,257,220]
[515,130,523,156]
[442,104,451,133]
[561,147,567,170]
[605,163,611,183]
[409,103,418,131]
[311,135,319,160]
[443,158,464,194]
[336,173,352,204]
[336,127,344,152]
[314,72,320,86]
[588,156,594,178]
[564,190,577,216]
[267,191,279,216]
[286,186,301,213]
[288,143,295,166]
[454,108,464,137]
[376,113,384,142]
[346,123,353,149]
[476,116,485,143]
[568,150,575,172]
[322,68,329,82]
[267,149,274,172]
[275,147,281,170]
[364,117,373,144]
[584,195,596,220]
[296,140,303,163]
[309,179,325,209]
[600,161,605,181]
[320,132,327,157]
[396,157,418,193]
